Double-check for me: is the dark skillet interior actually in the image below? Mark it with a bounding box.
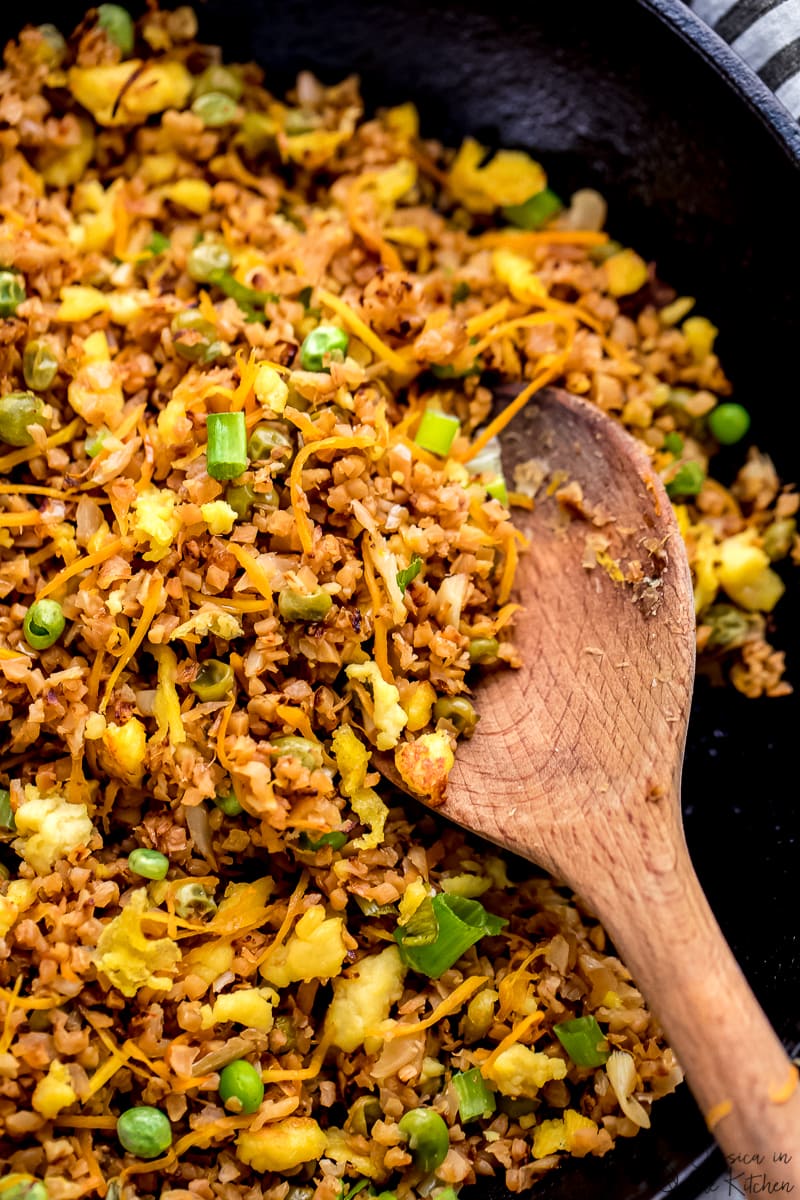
[5,1,800,1196]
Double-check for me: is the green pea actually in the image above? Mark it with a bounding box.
[283,109,318,136]
[193,64,244,102]
[97,5,134,56]
[247,422,294,473]
[397,1107,450,1174]
[236,112,277,156]
[173,882,217,920]
[274,1014,296,1052]
[214,789,243,816]
[278,587,332,622]
[23,599,65,650]
[299,325,349,372]
[0,1180,49,1200]
[763,518,796,562]
[128,848,169,881]
[0,787,14,831]
[171,311,228,365]
[269,735,323,770]
[433,695,479,737]
[707,402,751,446]
[225,483,278,519]
[703,604,759,650]
[497,1095,539,1119]
[665,460,705,498]
[0,392,47,447]
[468,637,499,663]
[23,341,59,391]
[36,24,66,65]
[192,91,239,128]
[0,271,26,318]
[218,1059,264,1114]
[186,241,232,284]
[190,659,235,702]
[116,1106,172,1159]
[347,1095,382,1137]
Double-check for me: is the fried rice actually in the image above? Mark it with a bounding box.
[0,5,797,1199]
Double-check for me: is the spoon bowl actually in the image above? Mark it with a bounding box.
[393,387,800,1182]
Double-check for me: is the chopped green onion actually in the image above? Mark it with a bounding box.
[85,428,110,458]
[299,830,348,852]
[452,281,471,304]
[396,554,422,595]
[665,460,705,498]
[662,431,684,457]
[337,1181,370,1200]
[414,408,461,457]
[486,477,508,506]
[208,269,278,321]
[145,231,170,256]
[399,896,438,947]
[502,187,563,230]
[187,241,232,283]
[398,1108,450,1174]
[97,4,134,56]
[0,788,14,831]
[395,893,506,978]
[553,1015,609,1067]
[0,270,27,318]
[0,392,46,447]
[206,411,248,481]
[451,1068,496,1122]
[434,1189,459,1200]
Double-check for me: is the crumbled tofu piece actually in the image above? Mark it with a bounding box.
[32,1060,76,1119]
[260,905,348,988]
[12,788,94,875]
[236,1117,327,1172]
[483,1044,567,1098]
[200,986,278,1032]
[325,945,405,1053]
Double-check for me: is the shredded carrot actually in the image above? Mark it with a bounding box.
[36,536,125,601]
[227,542,274,607]
[0,418,82,474]
[261,1036,330,1083]
[507,491,534,510]
[470,310,575,358]
[0,511,53,528]
[465,299,512,339]
[0,985,66,1012]
[231,349,260,411]
[372,615,392,684]
[248,1093,301,1131]
[99,573,163,712]
[769,1064,799,1104]
[395,433,441,471]
[0,483,77,499]
[498,530,518,605]
[53,1116,118,1130]
[290,434,375,555]
[112,185,130,261]
[383,975,489,1040]
[478,229,609,248]
[0,647,29,661]
[275,703,318,743]
[112,400,148,442]
[124,1039,170,1081]
[480,1010,545,1073]
[255,871,309,968]
[215,697,236,772]
[345,178,403,271]
[705,1099,733,1129]
[188,590,269,614]
[77,1129,107,1197]
[0,978,22,1055]
[460,353,570,463]
[317,289,411,374]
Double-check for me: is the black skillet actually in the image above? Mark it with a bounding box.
[4,1,799,1197]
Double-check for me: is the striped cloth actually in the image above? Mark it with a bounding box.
[691,0,800,116]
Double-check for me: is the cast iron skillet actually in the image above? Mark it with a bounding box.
[5,2,800,1197]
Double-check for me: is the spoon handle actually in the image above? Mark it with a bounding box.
[579,806,800,1188]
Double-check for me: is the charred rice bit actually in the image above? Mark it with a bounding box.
[0,6,793,1199]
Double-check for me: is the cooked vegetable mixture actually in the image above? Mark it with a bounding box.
[0,6,796,1200]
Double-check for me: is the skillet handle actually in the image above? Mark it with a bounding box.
[582,816,800,1191]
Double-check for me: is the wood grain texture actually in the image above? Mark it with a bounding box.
[442,389,800,1183]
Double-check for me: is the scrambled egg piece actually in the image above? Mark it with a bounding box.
[325,945,405,1054]
[157,395,192,446]
[448,138,546,213]
[493,249,547,303]
[161,179,212,214]
[181,940,234,988]
[237,1117,327,1172]
[210,876,274,935]
[32,1061,76,1120]
[397,877,429,925]
[368,158,417,207]
[201,500,237,536]
[200,986,278,1032]
[68,330,124,429]
[331,723,388,850]
[394,730,454,805]
[683,315,718,361]
[345,663,407,750]
[716,531,785,612]
[483,1044,567,1099]
[0,880,36,939]
[260,905,348,988]
[254,364,289,414]
[103,717,147,780]
[324,1128,381,1179]
[402,680,437,732]
[604,248,649,297]
[68,61,193,126]
[170,607,243,642]
[133,485,181,562]
[95,889,180,997]
[13,788,94,875]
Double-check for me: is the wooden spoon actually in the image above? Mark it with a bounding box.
[387,387,800,1184]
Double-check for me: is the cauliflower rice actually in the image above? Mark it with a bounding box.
[0,5,797,1200]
